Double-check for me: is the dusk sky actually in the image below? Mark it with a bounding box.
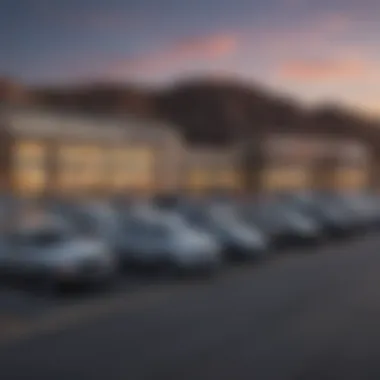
[2,0,380,114]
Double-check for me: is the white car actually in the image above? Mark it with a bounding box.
[0,216,116,291]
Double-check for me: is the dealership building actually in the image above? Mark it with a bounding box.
[0,105,185,198]
[0,104,370,199]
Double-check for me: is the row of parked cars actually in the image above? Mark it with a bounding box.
[0,191,379,293]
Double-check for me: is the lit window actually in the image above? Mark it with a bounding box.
[13,140,47,195]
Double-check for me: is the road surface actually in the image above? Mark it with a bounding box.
[1,233,380,379]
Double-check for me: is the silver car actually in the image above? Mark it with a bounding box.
[0,216,116,290]
[117,208,222,274]
[242,200,323,248]
[174,201,269,261]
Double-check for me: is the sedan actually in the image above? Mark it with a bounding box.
[278,193,357,238]
[0,217,117,292]
[239,199,323,249]
[116,210,222,275]
[170,200,269,262]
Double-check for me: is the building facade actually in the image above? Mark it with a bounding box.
[261,134,369,191]
[0,105,371,200]
[0,105,184,198]
[181,145,243,193]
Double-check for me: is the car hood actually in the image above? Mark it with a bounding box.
[173,230,221,253]
[34,239,110,265]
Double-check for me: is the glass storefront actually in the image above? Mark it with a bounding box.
[12,140,47,196]
[57,144,105,192]
[108,146,154,192]
[263,166,311,191]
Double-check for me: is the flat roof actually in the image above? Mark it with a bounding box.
[0,104,181,144]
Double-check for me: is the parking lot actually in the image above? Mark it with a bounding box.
[2,230,380,379]
[0,230,375,327]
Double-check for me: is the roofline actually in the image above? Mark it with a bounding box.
[0,104,183,142]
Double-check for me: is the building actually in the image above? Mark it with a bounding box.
[261,134,370,191]
[0,104,183,198]
[262,135,322,191]
[181,145,242,194]
[0,104,370,200]
[236,133,370,193]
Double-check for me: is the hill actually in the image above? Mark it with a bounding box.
[2,76,379,147]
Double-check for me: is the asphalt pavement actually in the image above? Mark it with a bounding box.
[1,233,380,379]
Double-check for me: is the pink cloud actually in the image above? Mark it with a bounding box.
[106,34,238,78]
[170,34,237,59]
[277,58,369,82]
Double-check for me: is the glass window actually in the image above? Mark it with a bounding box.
[13,140,47,195]
[215,170,241,189]
[57,144,106,191]
[108,146,154,190]
[186,170,212,190]
[263,167,310,191]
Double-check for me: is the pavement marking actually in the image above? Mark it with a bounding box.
[0,281,194,347]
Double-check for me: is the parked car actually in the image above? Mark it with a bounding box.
[0,213,116,292]
[70,200,222,275]
[168,199,269,261]
[315,193,368,234]
[239,198,323,249]
[339,193,380,231]
[279,192,358,237]
[116,207,222,275]
[362,193,380,227]
[52,200,124,251]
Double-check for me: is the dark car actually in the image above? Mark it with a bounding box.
[238,198,323,249]
[338,193,380,232]
[279,192,359,238]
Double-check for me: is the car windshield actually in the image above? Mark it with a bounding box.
[253,203,283,221]
[277,202,310,221]
[209,205,247,229]
[14,229,67,248]
[246,202,302,228]
[284,196,316,213]
[185,205,242,236]
[320,195,353,213]
[160,213,196,234]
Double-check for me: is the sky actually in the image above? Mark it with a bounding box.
[1,0,380,114]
